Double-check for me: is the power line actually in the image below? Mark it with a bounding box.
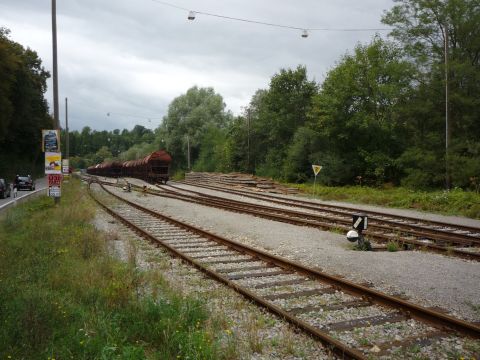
[150,0,391,33]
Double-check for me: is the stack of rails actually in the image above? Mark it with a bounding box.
[185,171,298,194]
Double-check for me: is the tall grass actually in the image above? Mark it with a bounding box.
[294,183,480,219]
[0,179,219,359]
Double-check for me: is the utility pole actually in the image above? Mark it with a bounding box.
[51,0,60,203]
[65,97,69,160]
[247,109,251,173]
[445,19,450,190]
[51,0,59,128]
[187,135,191,171]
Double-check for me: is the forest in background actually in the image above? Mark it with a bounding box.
[1,0,479,190]
[0,28,53,179]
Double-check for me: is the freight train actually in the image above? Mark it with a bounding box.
[87,150,171,184]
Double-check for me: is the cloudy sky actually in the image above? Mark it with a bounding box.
[1,0,393,131]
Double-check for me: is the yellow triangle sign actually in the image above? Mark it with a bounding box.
[312,164,322,176]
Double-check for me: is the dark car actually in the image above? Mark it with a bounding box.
[0,178,11,198]
[15,175,35,191]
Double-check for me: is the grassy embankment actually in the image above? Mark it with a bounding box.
[0,179,221,359]
[293,183,480,220]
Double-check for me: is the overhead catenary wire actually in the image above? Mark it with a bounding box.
[150,0,392,33]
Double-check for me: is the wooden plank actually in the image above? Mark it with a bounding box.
[288,300,371,315]
[263,287,336,301]
[216,265,270,274]
[251,278,312,289]
[227,270,291,280]
[324,313,406,332]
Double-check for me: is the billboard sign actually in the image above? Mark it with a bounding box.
[45,152,62,174]
[42,129,60,152]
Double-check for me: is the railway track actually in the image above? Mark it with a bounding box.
[180,179,480,240]
[89,181,480,359]
[177,181,480,247]
[150,180,480,261]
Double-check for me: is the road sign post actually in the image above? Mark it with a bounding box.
[311,164,322,197]
[48,174,62,198]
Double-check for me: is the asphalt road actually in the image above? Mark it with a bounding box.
[0,176,48,209]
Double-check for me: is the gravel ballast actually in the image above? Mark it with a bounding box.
[104,178,480,322]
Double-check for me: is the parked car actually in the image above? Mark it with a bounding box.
[0,178,11,198]
[14,175,35,191]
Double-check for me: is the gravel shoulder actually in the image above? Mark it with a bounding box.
[104,178,480,322]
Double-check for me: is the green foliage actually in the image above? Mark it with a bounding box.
[386,241,399,252]
[194,125,230,172]
[295,182,480,219]
[0,179,220,359]
[247,66,318,177]
[307,37,414,186]
[155,86,232,171]
[0,28,53,179]
[118,142,157,162]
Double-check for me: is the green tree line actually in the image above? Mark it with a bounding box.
[0,28,53,179]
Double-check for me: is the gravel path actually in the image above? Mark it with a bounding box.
[105,178,480,322]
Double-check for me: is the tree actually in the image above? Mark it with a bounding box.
[246,66,318,178]
[383,0,480,187]
[306,37,414,185]
[156,86,232,171]
[92,146,113,165]
[0,28,53,178]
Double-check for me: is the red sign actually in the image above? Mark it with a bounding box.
[48,174,63,186]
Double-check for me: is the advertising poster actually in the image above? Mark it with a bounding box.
[45,152,62,174]
[42,129,60,152]
[62,159,70,174]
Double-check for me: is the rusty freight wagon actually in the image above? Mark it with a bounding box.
[87,150,172,184]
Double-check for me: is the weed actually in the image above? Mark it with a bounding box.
[352,240,372,251]
[0,179,219,359]
[465,301,480,316]
[246,315,265,353]
[386,241,399,252]
[289,183,480,220]
[358,337,370,346]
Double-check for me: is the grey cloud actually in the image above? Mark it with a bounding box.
[0,0,393,131]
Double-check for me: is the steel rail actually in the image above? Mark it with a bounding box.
[92,182,480,340]
[180,180,480,236]
[153,184,480,261]
[88,183,365,359]
[82,176,480,260]
[169,183,480,246]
